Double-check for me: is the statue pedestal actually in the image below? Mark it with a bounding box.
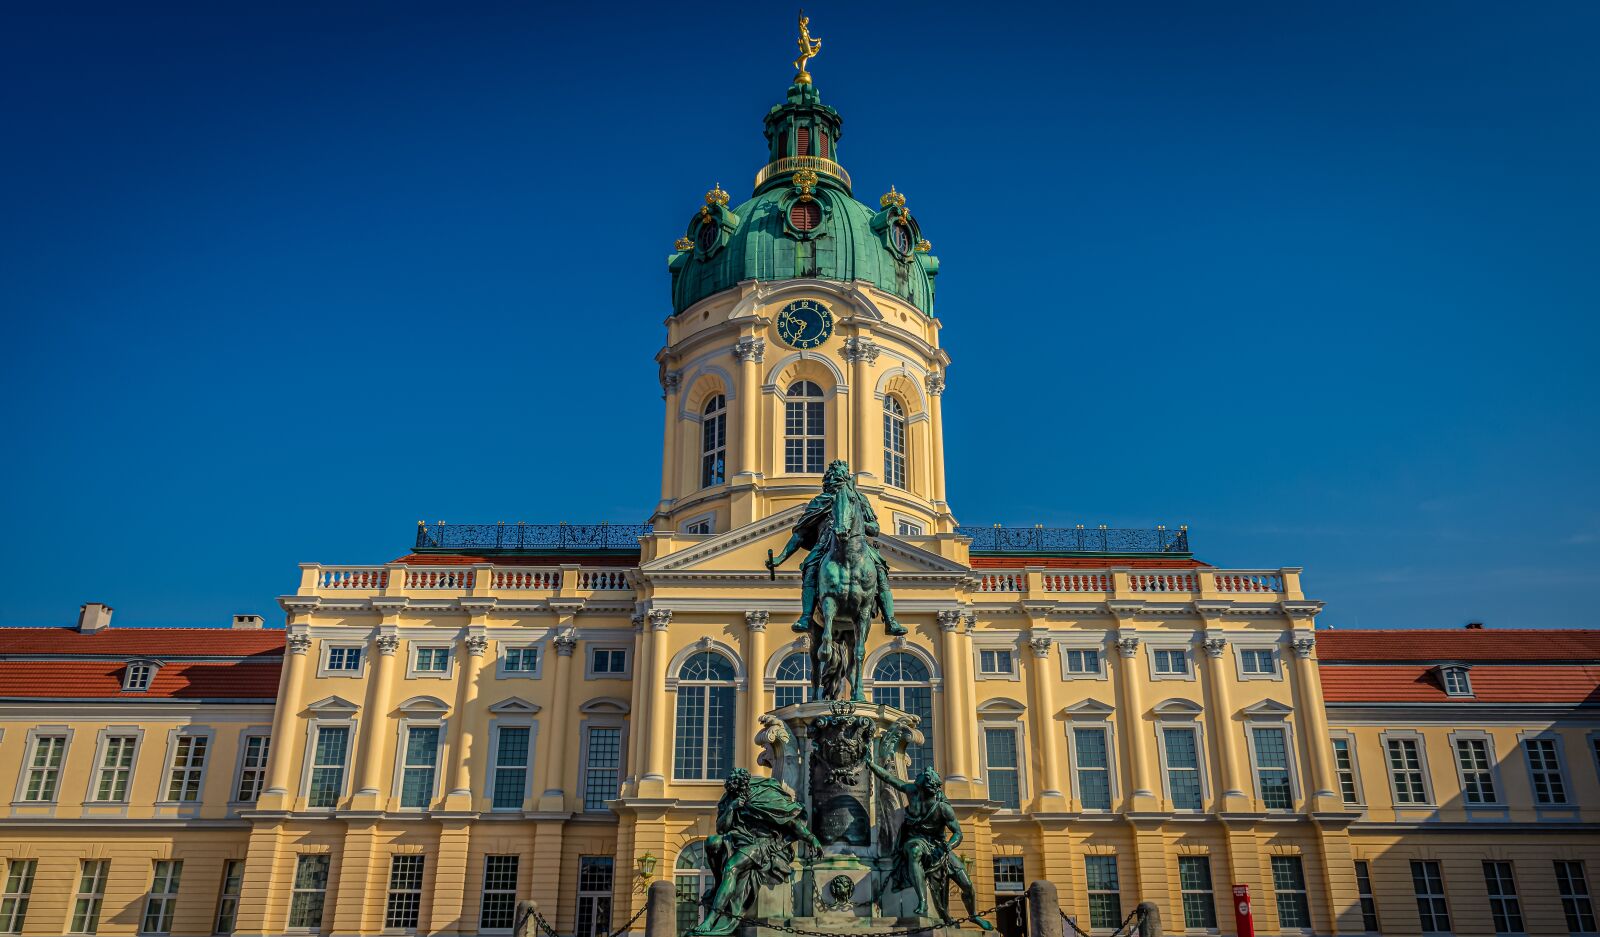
[753,699,927,931]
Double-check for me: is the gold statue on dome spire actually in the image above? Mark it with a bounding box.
[793,10,821,84]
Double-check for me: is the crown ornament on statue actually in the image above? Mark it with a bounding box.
[705,183,731,207]
[880,185,906,210]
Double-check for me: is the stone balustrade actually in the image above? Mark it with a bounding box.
[975,567,1303,602]
[297,563,632,599]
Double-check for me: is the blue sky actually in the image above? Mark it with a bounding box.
[2,2,1596,630]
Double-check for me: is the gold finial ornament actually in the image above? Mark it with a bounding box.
[880,185,906,210]
[915,239,931,253]
[675,236,694,252]
[792,169,819,200]
[793,10,822,84]
[705,182,730,207]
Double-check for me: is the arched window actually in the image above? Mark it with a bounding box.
[883,396,907,489]
[674,841,712,933]
[701,394,726,488]
[674,652,736,780]
[774,652,815,709]
[785,381,825,473]
[872,652,935,775]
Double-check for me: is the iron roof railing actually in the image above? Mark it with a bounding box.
[414,522,651,553]
[957,525,1190,556]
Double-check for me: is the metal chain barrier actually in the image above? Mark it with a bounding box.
[517,900,648,937]
[739,891,1028,936]
[1059,905,1142,937]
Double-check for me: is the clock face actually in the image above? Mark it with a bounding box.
[776,299,833,349]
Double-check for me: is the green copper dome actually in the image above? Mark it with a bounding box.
[668,81,940,316]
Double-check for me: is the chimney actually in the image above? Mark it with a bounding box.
[232,614,265,630]
[77,602,114,632]
[1465,621,1485,630]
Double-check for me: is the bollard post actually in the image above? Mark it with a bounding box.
[515,900,538,937]
[1027,881,1065,937]
[645,879,677,937]
[1135,900,1161,937]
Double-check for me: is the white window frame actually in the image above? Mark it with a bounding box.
[1084,854,1123,930]
[14,728,71,805]
[123,659,158,692]
[883,394,908,489]
[385,854,426,931]
[393,716,445,811]
[974,645,1019,681]
[485,713,538,812]
[700,393,727,490]
[979,722,1025,811]
[1234,645,1282,681]
[1064,707,1119,812]
[1554,860,1597,934]
[1354,859,1381,934]
[1156,719,1208,812]
[1518,732,1571,808]
[892,514,925,537]
[231,731,271,804]
[1245,721,1299,812]
[288,853,331,931]
[139,860,182,935]
[497,644,543,679]
[783,380,826,475]
[1447,730,1503,808]
[301,715,356,810]
[578,717,628,812]
[70,859,110,936]
[1060,645,1106,681]
[1411,859,1451,933]
[671,649,740,782]
[1481,860,1524,935]
[682,511,716,536]
[585,646,632,681]
[1439,664,1473,697]
[480,855,521,933]
[89,728,144,805]
[1270,854,1312,932]
[1380,730,1435,807]
[993,856,1025,894]
[408,644,453,679]
[1148,644,1195,681]
[318,644,366,679]
[1177,854,1219,930]
[1329,731,1365,807]
[0,858,36,935]
[214,858,244,935]
[158,728,214,805]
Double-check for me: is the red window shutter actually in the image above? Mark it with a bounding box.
[790,201,821,232]
[796,125,810,156]
[776,131,787,160]
[818,129,830,159]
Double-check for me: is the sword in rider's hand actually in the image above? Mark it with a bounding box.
[767,549,776,581]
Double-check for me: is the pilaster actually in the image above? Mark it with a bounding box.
[938,608,971,784]
[744,609,770,769]
[259,625,312,807]
[640,608,673,795]
[444,612,490,810]
[536,611,581,811]
[427,818,474,935]
[351,610,402,811]
[1023,616,1065,809]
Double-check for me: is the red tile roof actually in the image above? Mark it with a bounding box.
[0,627,284,701]
[1320,663,1600,704]
[970,556,1208,569]
[0,627,286,657]
[1315,629,1600,662]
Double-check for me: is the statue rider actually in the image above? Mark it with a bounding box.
[865,757,993,930]
[765,460,905,637]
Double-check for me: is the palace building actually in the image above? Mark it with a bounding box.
[3,47,1599,937]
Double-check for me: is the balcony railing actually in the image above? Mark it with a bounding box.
[753,155,852,193]
[300,563,633,599]
[414,522,651,553]
[959,525,1190,555]
[982,568,1300,602]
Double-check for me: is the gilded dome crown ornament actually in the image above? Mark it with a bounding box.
[675,236,694,252]
[880,185,906,210]
[705,183,731,207]
[915,238,931,253]
[792,169,819,201]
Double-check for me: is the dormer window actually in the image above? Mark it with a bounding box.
[123,661,156,692]
[1440,665,1473,697]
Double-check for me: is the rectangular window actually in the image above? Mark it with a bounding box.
[1354,860,1380,932]
[701,404,726,488]
[1482,861,1524,934]
[481,855,520,932]
[674,681,736,781]
[415,647,449,673]
[125,662,153,691]
[94,735,138,802]
[386,855,426,930]
[1555,861,1597,933]
[1240,648,1275,675]
[1411,860,1451,933]
[165,735,208,801]
[307,725,350,807]
[400,726,440,809]
[1442,666,1472,696]
[984,728,1021,809]
[1163,727,1202,810]
[140,860,182,935]
[895,519,924,537]
[993,857,1024,893]
[22,735,66,802]
[504,647,539,673]
[1153,648,1188,675]
[288,855,330,930]
[591,649,627,675]
[70,860,110,935]
[1386,737,1429,804]
[1065,649,1100,675]
[1178,856,1217,929]
[0,860,36,935]
[235,735,270,802]
[978,649,1014,675]
[684,517,714,536]
[1074,727,1112,810]
[575,857,614,937]
[1332,737,1360,805]
[1524,738,1567,805]
[326,646,362,672]
[1253,727,1293,809]
[214,859,244,935]
[493,726,530,810]
[1454,737,1497,804]
[1271,855,1310,929]
[1085,855,1121,929]
[583,727,622,811]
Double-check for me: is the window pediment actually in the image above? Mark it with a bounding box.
[1241,699,1293,720]
[488,697,542,714]
[305,695,360,715]
[579,697,631,715]
[1063,698,1116,718]
[396,695,451,716]
[1152,697,1205,718]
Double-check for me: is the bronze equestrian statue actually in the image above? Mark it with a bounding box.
[766,460,904,701]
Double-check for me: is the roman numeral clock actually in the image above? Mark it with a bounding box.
[776,298,834,349]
